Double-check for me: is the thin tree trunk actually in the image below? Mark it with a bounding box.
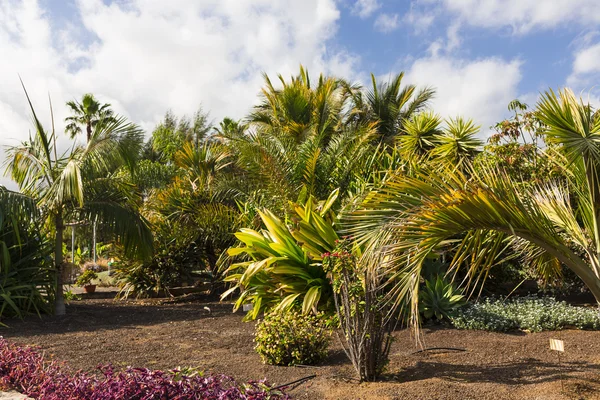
[86,121,92,143]
[55,210,66,315]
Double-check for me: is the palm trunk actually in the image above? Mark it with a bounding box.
[86,121,92,143]
[55,210,66,315]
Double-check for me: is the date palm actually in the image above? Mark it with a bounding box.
[6,84,153,315]
[348,73,435,144]
[347,88,600,325]
[65,93,116,142]
[249,65,353,145]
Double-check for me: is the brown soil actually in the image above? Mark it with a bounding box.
[3,298,600,400]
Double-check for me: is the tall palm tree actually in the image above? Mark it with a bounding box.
[346,88,600,325]
[65,93,116,142]
[6,85,153,315]
[347,73,435,144]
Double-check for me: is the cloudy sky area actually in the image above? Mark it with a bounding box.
[1,0,600,188]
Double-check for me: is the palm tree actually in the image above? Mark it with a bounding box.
[225,67,379,213]
[65,93,116,142]
[346,88,600,325]
[249,65,353,145]
[6,85,153,315]
[347,73,435,144]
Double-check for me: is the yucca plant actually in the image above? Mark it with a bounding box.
[222,193,339,320]
[346,88,600,327]
[431,117,483,167]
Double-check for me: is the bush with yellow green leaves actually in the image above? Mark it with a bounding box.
[254,310,331,366]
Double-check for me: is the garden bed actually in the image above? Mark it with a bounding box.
[3,299,600,399]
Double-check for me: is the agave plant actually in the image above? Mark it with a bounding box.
[419,276,465,321]
[347,88,600,326]
[222,194,339,320]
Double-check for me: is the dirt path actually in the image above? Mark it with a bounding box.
[3,298,600,399]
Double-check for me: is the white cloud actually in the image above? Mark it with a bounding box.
[0,0,361,189]
[405,55,522,135]
[403,9,436,33]
[351,0,380,19]
[374,13,399,33]
[408,0,600,34]
[568,42,600,87]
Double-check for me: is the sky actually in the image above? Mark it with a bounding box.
[1,0,600,189]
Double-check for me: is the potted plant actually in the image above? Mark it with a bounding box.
[76,270,98,293]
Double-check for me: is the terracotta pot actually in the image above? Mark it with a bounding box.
[84,285,97,294]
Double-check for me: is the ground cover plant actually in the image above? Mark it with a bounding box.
[0,337,289,400]
[451,296,600,332]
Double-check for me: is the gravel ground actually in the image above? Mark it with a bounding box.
[3,298,600,399]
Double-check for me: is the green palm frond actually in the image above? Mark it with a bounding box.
[345,163,600,329]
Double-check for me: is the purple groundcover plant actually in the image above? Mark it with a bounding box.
[0,337,289,399]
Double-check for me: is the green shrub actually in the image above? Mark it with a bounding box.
[451,296,600,332]
[76,270,98,287]
[419,276,465,321]
[254,310,331,366]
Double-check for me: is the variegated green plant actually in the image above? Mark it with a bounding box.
[222,193,339,320]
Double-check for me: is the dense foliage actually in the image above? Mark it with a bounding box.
[0,338,289,399]
[0,188,53,322]
[223,196,339,319]
[451,296,600,332]
[254,310,330,366]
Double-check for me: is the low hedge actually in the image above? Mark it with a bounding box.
[0,337,289,399]
[450,296,600,332]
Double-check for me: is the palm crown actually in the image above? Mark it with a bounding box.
[65,93,116,141]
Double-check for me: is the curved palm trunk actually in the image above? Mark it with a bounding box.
[54,210,66,315]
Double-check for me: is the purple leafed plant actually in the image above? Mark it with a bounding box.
[0,337,289,399]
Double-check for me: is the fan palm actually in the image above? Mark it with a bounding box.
[65,93,116,142]
[346,88,600,326]
[5,85,153,315]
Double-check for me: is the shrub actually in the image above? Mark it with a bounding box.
[451,296,600,332]
[0,337,289,399]
[255,310,331,366]
[76,270,98,287]
[0,192,54,321]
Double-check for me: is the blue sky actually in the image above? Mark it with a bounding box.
[1,0,600,191]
